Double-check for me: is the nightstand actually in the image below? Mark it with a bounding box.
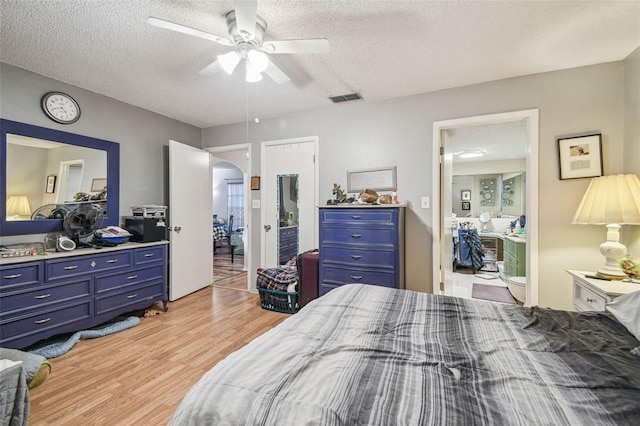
[566,270,639,312]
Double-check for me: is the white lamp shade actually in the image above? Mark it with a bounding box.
[245,63,263,83]
[218,51,241,74]
[247,50,269,73]
[572,174,640,225]
[6,195,32,216]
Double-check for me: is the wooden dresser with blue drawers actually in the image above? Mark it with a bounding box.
[318,205,405,296]
[0,241,168,349]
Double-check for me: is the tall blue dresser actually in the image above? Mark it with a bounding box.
[318,205,405,296]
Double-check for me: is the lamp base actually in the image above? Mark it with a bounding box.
[598,227,627,280]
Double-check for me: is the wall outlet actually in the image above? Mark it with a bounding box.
[421,197,430,209]
[252,200,261,208]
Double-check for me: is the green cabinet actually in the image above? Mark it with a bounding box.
[504,236,526,282]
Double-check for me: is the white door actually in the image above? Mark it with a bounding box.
[441,136,454,294]
[169,140,213,301]
[261,137,317,268]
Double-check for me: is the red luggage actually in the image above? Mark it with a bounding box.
[297,250,319,308]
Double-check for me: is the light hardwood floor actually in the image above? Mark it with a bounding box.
[27,273,288,425]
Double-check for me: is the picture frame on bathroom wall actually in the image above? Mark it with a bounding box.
[461,201,471,211]
[558,133,603,180]
[461,190,471,201]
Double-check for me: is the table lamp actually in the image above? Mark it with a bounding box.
[572,174,640,280]
[6,195,32,219]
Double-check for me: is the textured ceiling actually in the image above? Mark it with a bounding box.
[1,1,639,129]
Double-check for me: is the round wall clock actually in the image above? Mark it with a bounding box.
[41,92,81,124]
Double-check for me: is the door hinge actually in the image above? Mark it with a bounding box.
[439,282,444,292]
[440,146,444,156]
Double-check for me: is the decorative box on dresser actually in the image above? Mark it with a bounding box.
[567,270,638,312]
[0,241,168,349]
[318,205,405,296]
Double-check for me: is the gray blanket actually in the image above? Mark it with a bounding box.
[0,363,29,426]
[171,284,640,425]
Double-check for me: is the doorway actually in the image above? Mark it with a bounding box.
[56,160,84,204]
[431,109,539,306]
[208,144,251,291]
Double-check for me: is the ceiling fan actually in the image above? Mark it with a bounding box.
[148,0,330,84]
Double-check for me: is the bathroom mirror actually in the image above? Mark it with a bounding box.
[277,174,299,265]
[452,172,525,217]
[1,119,119,235]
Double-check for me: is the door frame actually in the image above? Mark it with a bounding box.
[260,136,319,272]
[207,143,252,291]
[431,109,539,306]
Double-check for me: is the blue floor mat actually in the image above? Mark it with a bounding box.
[25,316,140,359]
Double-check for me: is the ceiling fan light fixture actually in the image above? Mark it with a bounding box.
[459,150,485,159]
[245,64,263,83]
[247,50,269,73]
[218,51,241,74]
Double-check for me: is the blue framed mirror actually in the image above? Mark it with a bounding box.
[1,119,119,236]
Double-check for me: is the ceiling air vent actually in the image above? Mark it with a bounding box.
[329,92,362,103]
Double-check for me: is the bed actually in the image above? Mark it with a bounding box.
[170,284,640,425]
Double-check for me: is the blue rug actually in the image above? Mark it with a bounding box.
[25,316,140,359]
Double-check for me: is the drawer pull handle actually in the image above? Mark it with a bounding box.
[3,273,22,279]
[144,253,155,257]
[586,297,594,303]
[350,275,363,281]
[351,234,362,239]
[351,215,362,219]
[63,265,78,270]
[35,294,52,299]
[350,255,362,260]
[34,318,51,324]
[127,294,138,299]
[127,275,138,280]
[107,259,119,263]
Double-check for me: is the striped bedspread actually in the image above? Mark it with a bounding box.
[170,284,640,425]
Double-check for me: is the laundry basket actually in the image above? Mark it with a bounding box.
[256,267,299,314]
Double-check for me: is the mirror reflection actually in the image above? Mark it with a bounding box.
[453,172,525,218]
[6,134,107,221]
[278,174,299,265]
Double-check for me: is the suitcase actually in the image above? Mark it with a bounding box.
[297,250,319,308]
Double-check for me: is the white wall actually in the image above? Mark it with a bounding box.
[623,47,640,259]
[203,61,627,310]
[1,63,201,244]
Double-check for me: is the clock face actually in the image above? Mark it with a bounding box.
[41,92,81,124]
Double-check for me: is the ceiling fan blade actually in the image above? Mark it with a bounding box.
[148,17,234,46]
[199,60,224,76]
[261,39,330,54]
[234,0,258,40]
[264,61,290,84]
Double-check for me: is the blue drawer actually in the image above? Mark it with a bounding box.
[321,226,396,246]
[321,209,396,224]
[134,245,165,266]
[47,251,132,281]
[95,281,164,315]
[0,278,91,313]
[0,261,44,292]
[95,265,164,294]
[320,265,396,288]
[0,300,92,344]
[322,247,395,268]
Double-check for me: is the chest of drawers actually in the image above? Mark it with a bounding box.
[279,226,298,265]
[318,206,405,296]
[567,270,638,312]
[0,242,168,349]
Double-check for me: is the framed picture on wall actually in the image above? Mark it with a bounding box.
[461,190,471,201]
[461,201,470,210]
[558,133,603,180]
[45,175,56,193]
[251,176,260,190]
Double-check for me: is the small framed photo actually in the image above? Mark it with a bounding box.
[461,190,471,201]
[558,134,603,180]
[461,201,471,211]
[45,175,56,193]
[91,178,107,192]
[251,176,260,191]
